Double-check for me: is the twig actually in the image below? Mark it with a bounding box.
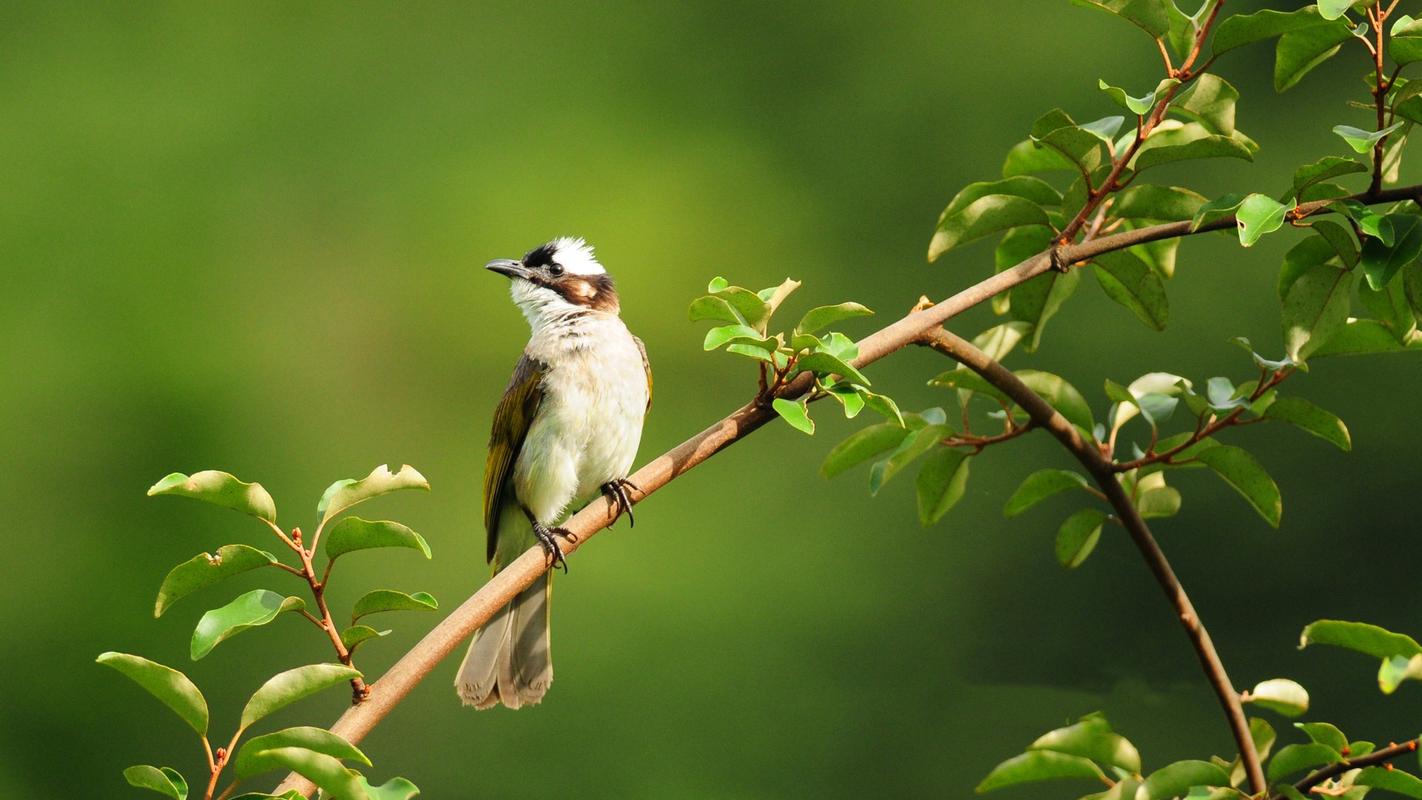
[273,179,1422,797]
[1273,739,1419,800]
[912,325,1267,796]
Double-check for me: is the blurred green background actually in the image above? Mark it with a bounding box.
[5,1,1421,796]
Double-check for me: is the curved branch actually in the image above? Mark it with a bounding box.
[1277,739,1419,800]
[276,182,1422,796]
[913,325,1267,796]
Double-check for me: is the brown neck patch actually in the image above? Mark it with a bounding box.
[552,274,619,313]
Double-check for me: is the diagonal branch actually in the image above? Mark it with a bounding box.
[276,181,1422,796]
[912,324,1266,796]
[1275,739,1419,800]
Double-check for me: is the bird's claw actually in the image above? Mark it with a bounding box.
[531,521,569,573]
[601,478,639,528]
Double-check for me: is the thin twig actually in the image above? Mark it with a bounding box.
[1273,739,1419,800]
[913,324,1267,795]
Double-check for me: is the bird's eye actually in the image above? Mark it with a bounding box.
[547,264,564,277]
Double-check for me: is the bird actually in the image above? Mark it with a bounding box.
[456,236,651,710]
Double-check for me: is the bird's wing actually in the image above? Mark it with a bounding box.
[633,335,653,411]
[484,353,547,563]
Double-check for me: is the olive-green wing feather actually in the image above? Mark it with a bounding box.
[483,353,546,563]
[633,335,652,411]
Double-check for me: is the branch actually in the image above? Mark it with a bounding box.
[912,324,1267,796]
[275,180,1422,796]
[1274,739,1419,800]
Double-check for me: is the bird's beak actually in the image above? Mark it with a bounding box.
[485,259,530,280]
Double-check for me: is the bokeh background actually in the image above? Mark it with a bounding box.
[4,1,1421,796]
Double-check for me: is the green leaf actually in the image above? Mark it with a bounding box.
[1292,156,1368,199]
[1244,678,1309,717]
[1030,111,1114,176]
[1362,214,1422,291]
[1391,14,1422,66]
[96,653,208,735]
[915,449,971,526]
[1191,193,1246,231]
[707,276,730,293]
[1334,122,1407,154]
[1213,7,1326,55]
[351,590,439,621]
[1004,470,1091,517]
[868,424,953,495]
[1282,262,1352,362]
[1310,318,1422,356]
[1235,193,1290,247]
[1137,486,1182,519]
[1356,766,1422,798]
[243,747,368,800]
[148,470,277,523]
[1142,760,1230,800]
[233,726,371,780]
[928,195,1052,262]
[1275,20,1355,92]
[827,384,866,418]
[360,777,422,800]
[1056,509,1107,569]
[229,792,306,799]
[938,177,1062,220]
[1379,654,1422,693]
[713,286,771,328]
[687,295,742,324]
[794,352,870,388]
[1016,370,1095,432]
[861,390,905,426]
[1172,74,1239,136]
[1360,277,1419,341]
[976,750,1103,793]
[757,277,801,316]
[1113,184,1208,222]
[154,545,279,618]
[772,397,814,435]
[191,589,305,660]
[821,423,911,478]
[1265,396,1351,450]
[1002,139,1078,177]
[325,518,431,561]
[239,663,363,731]
[1093,250,1169,331]
[316,464,429,528]
[795,302,873,335]
[1099,77,1179,115]
[1299,620,1422,659]
[928,369,1012,406]
[123,765,188,799]
[1069,0,1169,37]
[1195,445,1282,527]
[1295,722,1347,754]
[702,324,774,351]
[1131,123,1255,172]
[340,625,390,651]
[1029,713,1141,773]
[1267,743,1339,782]
[1317,0,1357,21]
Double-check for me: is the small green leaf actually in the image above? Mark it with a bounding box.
[148,470,277,523]
[352,590,439,621]
[1362,214,1422,290]
[702,324,773,351]
[191,589,305,660]
[1195,445,1282,527]
[233,726,371,780]
[96,652,208,735]
[976,750,1103,793]
[1295,722,1347,753]
[868,424,953,495]
[1275,21,1355,92]
[1113,184,1208,222]
[928,195,1052,262]
[1244,678,1309,717]
[154,545,279,618]
[1267,743,1339,782]
[1213,7,1326,55]
[360,777,422,800]
[1172,74,1239,135]
[316,464,429,528]
[1099,77,1179,115]
[1317,0,1356,20]
[1379,654,1422,694]
[757,277,801,316]
[1029,713,1141,773]
[771,397,814,435]
[1142,760,1230,800]
[1356,766,1422,798]
[1264,396,1351,450]
[826,383,866,418]
[1310,318,1422,356]
[1016,370,1095,432]
[325,518,432,561]
[1282,262,1352,362]
[687,295,742,324]
[794,352,870,387]
[938,177,1062,220]
[1391,14,1422,66]
[928,369,1012,406]
[1002,139,1078,177]
[1292,156,1368,198]
[1334,122,1407,154]
[340,625,390,651]
[1132,123,1255,172]
[1093,250,1169,331]
[860,390,905,426]
[1137,486,1182,519]
[821,423,911,478]
[243,747,368,800]
[795,302,873,335]
[1069,0,1169,37]
[1004,469,1091,517]
[239,664,363,731]
[1235,193,1290,247]
[124,765,188,799]
[1191,193,1247,232]
[1056,509,1107,569]
[915,448,971,526]
[1300,620,1422,659]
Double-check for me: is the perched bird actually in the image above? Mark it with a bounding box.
[456,237,651,709]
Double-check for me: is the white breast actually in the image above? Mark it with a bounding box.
[513,314,648,523]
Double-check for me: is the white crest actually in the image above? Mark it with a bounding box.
[548,236,604,276]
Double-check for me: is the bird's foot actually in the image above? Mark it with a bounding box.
[531,520,570,573]
[601,478,640,528]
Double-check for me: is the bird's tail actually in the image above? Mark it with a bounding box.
[455,571,552,709]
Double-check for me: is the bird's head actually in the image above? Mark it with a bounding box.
[485,238,619,327]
